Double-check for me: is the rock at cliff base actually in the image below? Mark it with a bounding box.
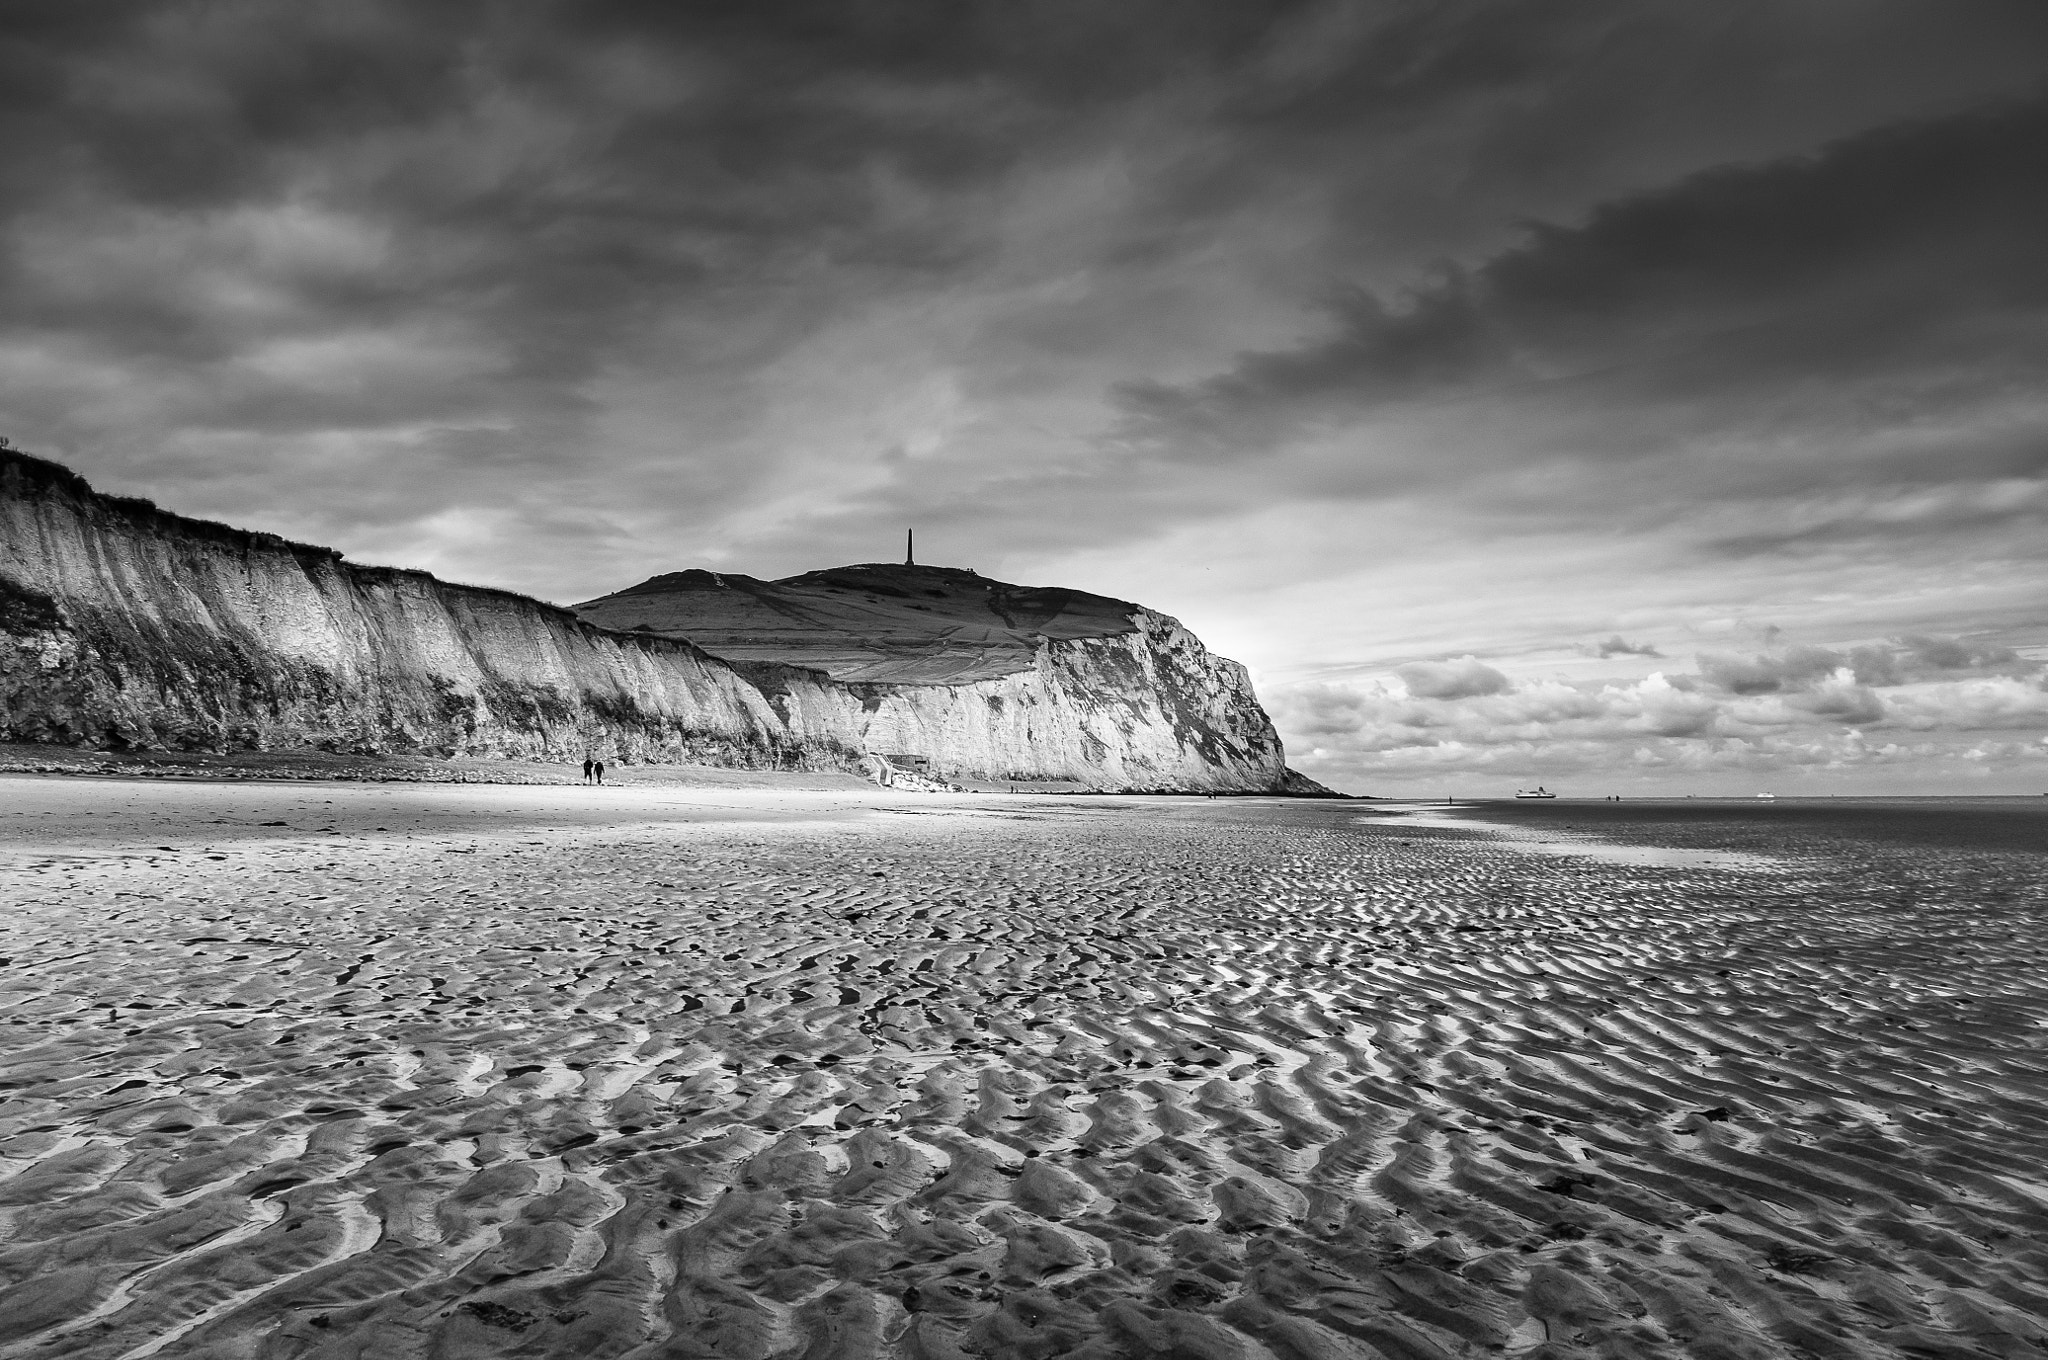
[1278,767,1352,798]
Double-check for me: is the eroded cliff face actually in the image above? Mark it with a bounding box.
[0,452,1292,790]
[0,453,839,768]
[824,608,1285,790]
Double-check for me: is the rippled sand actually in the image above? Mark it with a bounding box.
[2,777,2045,1359]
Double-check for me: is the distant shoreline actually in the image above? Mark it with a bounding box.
[1398,792,2048,855]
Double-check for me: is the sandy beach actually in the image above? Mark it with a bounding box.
[2,776,2045,1359]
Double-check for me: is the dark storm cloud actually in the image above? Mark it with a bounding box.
[0,0,1270,572]
[1120,95,2048,484]
[0,2,1064,370]
[1116,282,1508,457]
[1,0,1380,580]
[1702,479,2048,559]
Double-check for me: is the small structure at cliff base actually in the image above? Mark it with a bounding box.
[863,752,962,792]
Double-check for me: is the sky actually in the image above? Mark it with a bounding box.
[3,0,2046,795]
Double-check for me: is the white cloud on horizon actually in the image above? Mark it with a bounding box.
[1273,636,2048,795]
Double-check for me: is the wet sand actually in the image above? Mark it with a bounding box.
[2,777,2046,1358]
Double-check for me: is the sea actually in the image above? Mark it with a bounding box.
[1432,794,2048,855]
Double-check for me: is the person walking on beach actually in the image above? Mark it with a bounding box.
[593,760,605,785]
[582,757,594,784]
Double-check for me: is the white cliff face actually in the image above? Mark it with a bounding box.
[0,452,1290,790]
[804,612,1283,790]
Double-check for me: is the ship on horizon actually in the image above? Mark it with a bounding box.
[1515,786,1558,800]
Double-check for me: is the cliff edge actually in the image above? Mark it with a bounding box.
[0,450,1310,792]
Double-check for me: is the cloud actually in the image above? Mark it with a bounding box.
[1896,633,2026,676]
[1115,281,1509,456]
[1590,634,1660,658]
[1783,671,1887,726]
[1889,676,2048,731]
[1704,479,2048,559]
[1396,655,1512,699]
[1696,635,2033,694]
[1116,95,2048,513]
[1696,645,1849,695]
[1275,633,2048,793]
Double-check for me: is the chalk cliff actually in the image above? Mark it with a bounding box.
[0,450,1301,791]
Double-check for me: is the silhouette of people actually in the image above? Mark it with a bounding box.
[593,760,605,785]
[582,758,594,784]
